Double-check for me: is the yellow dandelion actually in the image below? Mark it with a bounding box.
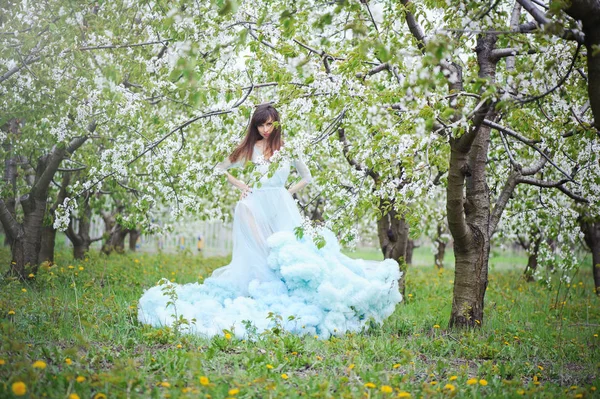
[8,310,15,315]
[316,356,322,361]
[516,389,525,395]
[12,381,27,396]
[0,359,5,365]
[160,381,171,387]
[65,358,72,365]
[76,376,85,383]
[228,388,240,395]
[266,364,273,369]
[397,392,411,398]
[199,376,210,386]
[224,333,232,340]
[182,387,192,393]
[449,375,457,381]
[21,288,27,292]
[444,384,456,392]
[430,381,438,385]
[479,379,488,386]
[33,360,47,369]
[291,351,298,355]
[176,344,182,349]
[381,385,393,393]
[28,273,35,278]
[392,363,400,369]
[348,363,355,370]
[79,266,84,271]
[314,335,319,339]
[466,378,478,385]
[433,324,440,329]
[281,373,288,380]
[537,365,544,371]
[364,382,376,389]
[68,394,80,399]
[408,294,413,297]
[574,394,583,399]
[93,393,107,399]
[68,265,75,269]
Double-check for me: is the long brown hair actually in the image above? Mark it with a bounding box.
[230,104,283,162]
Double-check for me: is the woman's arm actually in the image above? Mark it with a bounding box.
[217,158,252,199]
[288,157,313,195]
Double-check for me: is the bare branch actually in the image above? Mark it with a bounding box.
[491,48,538,59]
[78,39,173,51]
[400,0,427,54]
[484,119,576,181]
[517,176,588,202]
[337,128,379,183]
[521,155,547,175]
[517,43,581,104]
[506,2,522,71]
[483,119,541,144]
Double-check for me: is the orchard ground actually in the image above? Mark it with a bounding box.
[0,239,598,398]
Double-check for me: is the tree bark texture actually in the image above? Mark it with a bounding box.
[1,126,90,278]
[447,33,498,329]
[38,225,57,264]
[129,229,141,251]
[579,213,600,295]
[565,1,600,130]
[101,208,128,255]
[523,235,542,282]
[377,201,409,296]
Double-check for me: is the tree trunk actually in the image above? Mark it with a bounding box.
[523,235,542,282]
[38,224,57,264]
[579,213,600,295]
[377,201,409,296]
[447,34,498,329]
[435,241,446,269]
[1,129,90,278]
[405,239,415,265]
[65,192,95,260]
[434,223,446,269]
[565,1,600,130]
[102,220,128,255]
[129,229,141,251]
[10,197,48,277]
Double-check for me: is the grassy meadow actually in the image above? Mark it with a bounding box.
[0,241,598,398]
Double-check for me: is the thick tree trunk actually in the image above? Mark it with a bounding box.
[38,224,57,264]
[447,34,498,329]
[10,197,47,276]
[377,202,409,296]
[129,229,141,251]
[579,214,600,295]
[565,1,600,130]
[65,192,96,260]
[101,212,128,255]
[1,130,90,278]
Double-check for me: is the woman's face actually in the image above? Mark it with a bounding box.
[257,118,275,140]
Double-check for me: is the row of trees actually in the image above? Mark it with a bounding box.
[1,0,598,329]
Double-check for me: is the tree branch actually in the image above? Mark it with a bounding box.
[337,128,379,183]
[400,0,427,54]
[517,176,588,202]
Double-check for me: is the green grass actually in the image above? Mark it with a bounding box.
[0,245,598,398]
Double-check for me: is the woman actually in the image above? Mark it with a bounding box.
[138,104,402,339]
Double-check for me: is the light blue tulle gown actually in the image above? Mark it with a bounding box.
[138,144,403,339]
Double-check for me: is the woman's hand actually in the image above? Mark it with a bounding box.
[240,185,252,200]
